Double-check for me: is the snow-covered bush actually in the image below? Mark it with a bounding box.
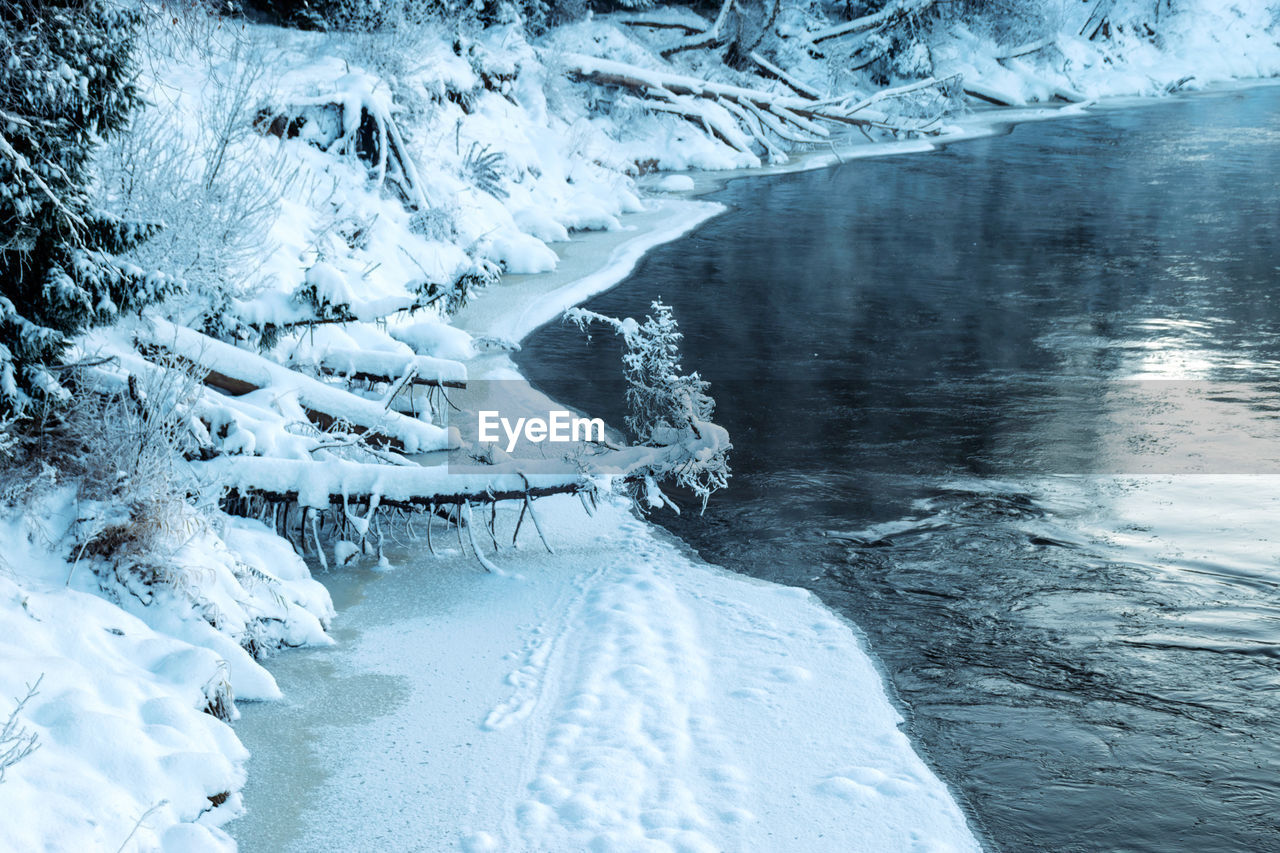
[569,301,731,509]
[618,301,715,447]
[0,0,177,414]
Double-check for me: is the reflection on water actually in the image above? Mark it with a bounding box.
[519,87,1280,852]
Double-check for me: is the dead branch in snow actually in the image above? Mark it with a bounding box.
[996,37,1056,60]
[804,0,938,45]
[746,52,822,100]
[619,19,705,36]
[661,0,736,58]
[566,53,947,156]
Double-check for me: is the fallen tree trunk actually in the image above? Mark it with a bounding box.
[565,53,945,146]
[207,458,591,504]
[198,456,590,511]
[619,19,705,36]
[139,319,454,454]
[290,348,467,389]
[962,82,1022,106]
[747,51,822,100]
[805,0,938,45]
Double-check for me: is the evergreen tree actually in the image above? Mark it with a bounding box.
[623,300,715,446]
[0,0,175,414]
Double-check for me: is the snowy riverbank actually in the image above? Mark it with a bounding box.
[226,177,988,850]
[2,1,1278,849]
[230,496,982,852]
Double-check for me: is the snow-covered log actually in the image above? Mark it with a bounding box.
[138,320,454,454]
[619,19,705,36]
[287,348,467,389]
[660,0,736,58]
[565,53,946,149]
[962,81,1024,106]
[747,52,823,100]
[995,57,1086,103]
[804,0,938,45]
[203,417,731,512]
[199,457,589,511]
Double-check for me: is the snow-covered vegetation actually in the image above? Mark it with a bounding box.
[1,0,1277,849]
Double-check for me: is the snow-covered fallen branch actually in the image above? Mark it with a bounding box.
[660,0,736,58]
[199,456,589,510]
[565,53,947,161]
[137,320,454,454]
[803,0,938,45]
[287,348,467,389]
[747,52,823,100]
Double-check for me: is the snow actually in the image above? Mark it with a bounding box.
[387,320,477,362]
[231,495,980,853]
[0,494,334,852]
[10,2,1280,850]
[654,174,696,192]
[452,198,723,344]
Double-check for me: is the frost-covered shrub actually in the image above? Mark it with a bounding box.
[619,301,716,448]
[64,364,206,523]
[95,36,307,337]
[0,678,40,784]
[568,301,731,509]
[0,0,177,414]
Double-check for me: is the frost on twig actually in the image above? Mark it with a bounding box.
[0,675,42,784]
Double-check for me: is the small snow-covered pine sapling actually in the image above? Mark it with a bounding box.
[0,1,177,416]
[567,301,731,510]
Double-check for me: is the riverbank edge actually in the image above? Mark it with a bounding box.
[446,77,1280,850]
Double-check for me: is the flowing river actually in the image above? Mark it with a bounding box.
[518,86,1280,852]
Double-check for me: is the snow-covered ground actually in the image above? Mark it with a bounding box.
[0,495,333,851]
[3,2,1279,850]
[230,495,979,853]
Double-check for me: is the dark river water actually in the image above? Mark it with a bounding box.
[518,86,1280,853]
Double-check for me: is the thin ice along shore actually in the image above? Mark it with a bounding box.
[0,1,1277,851]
